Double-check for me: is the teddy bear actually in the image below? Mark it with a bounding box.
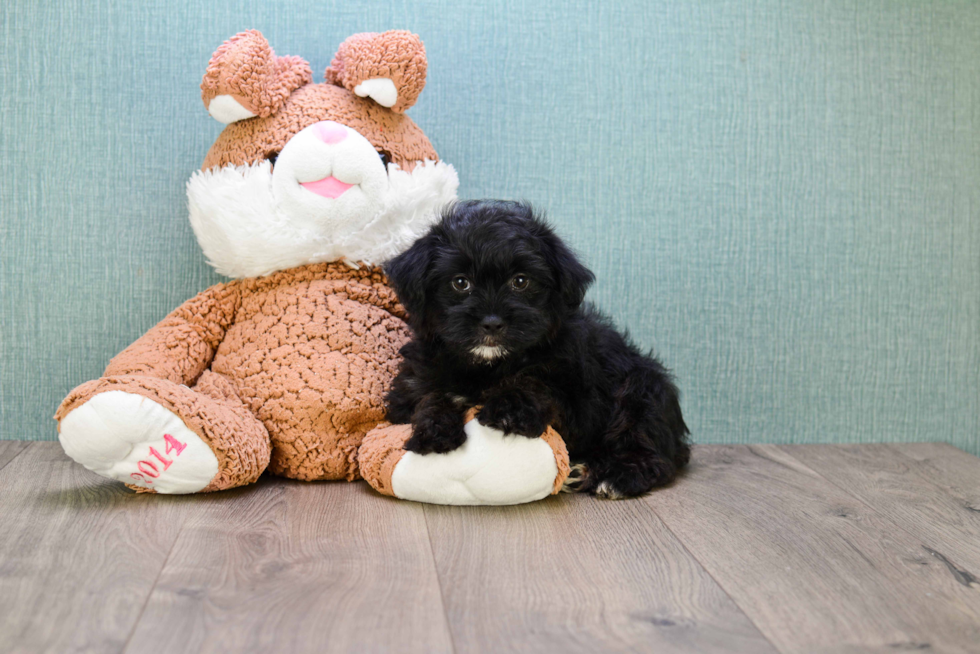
[54,29,570,505]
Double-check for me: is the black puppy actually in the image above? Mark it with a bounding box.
[384,200,690,499]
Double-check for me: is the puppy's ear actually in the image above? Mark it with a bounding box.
[539,227,595,310]
[384,230,442,320]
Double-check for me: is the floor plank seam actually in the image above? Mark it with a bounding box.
[772,445,901,515]
[889,444,980,506]
[771,445,980,597]
[0,441,31,473]
[119,509,188,654]
[638,495,787,654]
[421,506,459,654]
[773,444,961,534]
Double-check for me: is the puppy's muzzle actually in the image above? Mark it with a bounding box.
[479,315,506,345]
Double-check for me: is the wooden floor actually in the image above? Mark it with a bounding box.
[2,442,979,653]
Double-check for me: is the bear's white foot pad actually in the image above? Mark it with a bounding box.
[390,419,559,506]
[59,391,219,494]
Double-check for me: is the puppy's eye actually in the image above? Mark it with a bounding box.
[510,275,529,291]
[266,151,280,168]
[377,150,391,168]
[451,275,472,293]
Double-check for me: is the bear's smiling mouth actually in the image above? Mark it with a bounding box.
[300,175,355,199]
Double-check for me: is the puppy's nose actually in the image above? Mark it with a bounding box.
[480,316,505,335]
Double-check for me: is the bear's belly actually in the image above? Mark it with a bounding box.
[210,283,410,481]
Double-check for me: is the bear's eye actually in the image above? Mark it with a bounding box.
[377,150,391,168]
[511,275,529,291]
[266,151,280,167]
[451,276,471,293]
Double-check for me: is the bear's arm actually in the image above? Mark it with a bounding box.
[103,282,241,385]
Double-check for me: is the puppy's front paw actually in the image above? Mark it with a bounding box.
[477,391,549,437]
[405,411,467,455]
[563,467,627,499]
[561,463,590,493]
[594,480,628,500]
[589,456,680,499]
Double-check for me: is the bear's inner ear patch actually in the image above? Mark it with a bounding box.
[354,78,398,108]
[208,95,257,124]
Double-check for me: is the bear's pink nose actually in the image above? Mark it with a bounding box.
[313,121,348,145]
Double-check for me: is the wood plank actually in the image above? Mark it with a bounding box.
[0,440,31,472]
[894,443,980,511]
[125,479,453,654]
[424,493,779,654]
[0,443,203,654]
[646,445,980,654]
[781,444,980,573]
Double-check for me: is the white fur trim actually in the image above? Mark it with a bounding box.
[59,391,219,494]
[390,419,559,505]
[207,95,256,124]
[354,78,398,108]
[338,159,459,265]
[187,158,458,279]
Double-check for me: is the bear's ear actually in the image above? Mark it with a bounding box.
[325,31,427,113]
[201,30,312,124]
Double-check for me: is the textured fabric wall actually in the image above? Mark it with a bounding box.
[1,0,978,453]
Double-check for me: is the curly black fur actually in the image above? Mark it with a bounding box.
[384,200,690,498]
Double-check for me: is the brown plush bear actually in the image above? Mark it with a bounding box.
[55,30,569,504]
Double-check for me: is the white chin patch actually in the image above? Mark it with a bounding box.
[187,157,458,279]
[471,345,507,362]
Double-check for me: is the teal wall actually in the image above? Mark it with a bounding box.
[2,1,978,453]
